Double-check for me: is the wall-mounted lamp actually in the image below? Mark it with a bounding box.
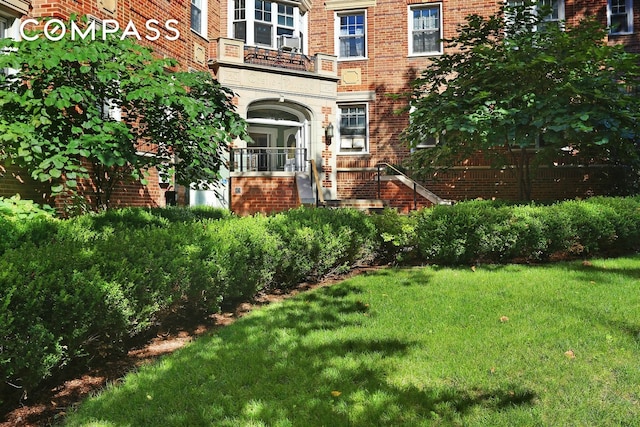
[325,123,334,145]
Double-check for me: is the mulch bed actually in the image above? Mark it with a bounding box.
[1,267,379,426]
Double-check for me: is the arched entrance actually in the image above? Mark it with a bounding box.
[234,100,312,172]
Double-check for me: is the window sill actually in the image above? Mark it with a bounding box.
[191,28,209,42]
[337,151,370,156]
[337,56,368,62]
[408,52,442,58]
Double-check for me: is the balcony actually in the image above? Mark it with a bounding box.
[244,46,314,72]
[212,38,337,79]
[231,147,308,173]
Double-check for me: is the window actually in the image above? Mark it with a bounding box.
[1,16,19,77]
[409,4,442,55]
[609,0,633,34]
[0,17,7,40]
[254,0,273,46]
[338,12,366,59]
[227,1,307,51]
[538,0,564,27]
[505,0,565,33]
[233,0,246,41]
[100,99,122,121]
[277,3,295,45]
[191,0,207,36]
[339,104,368,153]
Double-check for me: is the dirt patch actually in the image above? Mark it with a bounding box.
[1,267,380,426]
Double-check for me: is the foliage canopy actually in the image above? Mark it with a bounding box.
[0,16,247,209]
[405,2,640,199]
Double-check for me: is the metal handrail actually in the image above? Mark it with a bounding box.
[309,159,325,206]
[376,162,452,209]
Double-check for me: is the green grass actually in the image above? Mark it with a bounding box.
[64,257,640,426]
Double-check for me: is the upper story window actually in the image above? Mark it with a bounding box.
[409,4,442,56]
[337,11,366,59]
[191,0,208,37]
[505,0,565,33]
[339,104,368,154]
[0,17,8,40]
[230,0,307,51]
[539,0,564,27]
[233,0,247,41]
[609,0,633,34]
[254,0,273,45]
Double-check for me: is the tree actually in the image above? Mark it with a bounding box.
[0,16,247,209]
[404,2,640,200]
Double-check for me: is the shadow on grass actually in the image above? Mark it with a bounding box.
[70,281,537,426]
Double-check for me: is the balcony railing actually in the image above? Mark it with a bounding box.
[215,38,337,79]
[244,46,314,72]
[231,147,308,172]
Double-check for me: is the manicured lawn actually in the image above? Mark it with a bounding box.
[65,257,640,426]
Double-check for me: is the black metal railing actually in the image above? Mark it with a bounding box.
[244,46,314,72]
[231,147,307,172]
[376,162,452,209]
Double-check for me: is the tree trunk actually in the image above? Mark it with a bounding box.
[506,142,533,202]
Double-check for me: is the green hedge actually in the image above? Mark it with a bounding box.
[413,197,640,264]
[2,197,640,404]
[0,207,378,402]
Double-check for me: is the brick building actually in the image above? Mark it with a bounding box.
[1,0,638,214]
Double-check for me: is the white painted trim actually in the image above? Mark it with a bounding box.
[407,3,443,57]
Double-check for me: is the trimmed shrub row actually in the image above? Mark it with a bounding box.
[413,197,640,265]
[2,197,640,403]
[0,207,378,401]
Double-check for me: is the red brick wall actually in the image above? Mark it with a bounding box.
[337,171,378,200]
[378,179,433,214]
[423,165,622,202]
[230,175,300,216]
[27,0,217,72]
[0,165,52,204]
[0,163,167,211]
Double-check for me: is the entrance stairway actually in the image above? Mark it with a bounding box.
[296,160,453,213]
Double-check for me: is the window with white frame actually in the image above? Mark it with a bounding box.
[339,104,368,153]
[233,0,246,41]
[538,0,564,27]
[337,11,366,59]
[254,0,272,45]
[505,0,565,33]
[409,4,442,55]
[0,17,7,39]
[1,15,18,77]
[191,0,208,36]
[229,0,307,51]
[609,0,633,34]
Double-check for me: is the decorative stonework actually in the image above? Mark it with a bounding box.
[193,43,206,65]
[0,0,30,14]
[98,0,117,15]
[324,0,376,11]
[341,68,361,85]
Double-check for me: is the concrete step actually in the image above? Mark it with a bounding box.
[295,172,316,205]
[324,199,387,213]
